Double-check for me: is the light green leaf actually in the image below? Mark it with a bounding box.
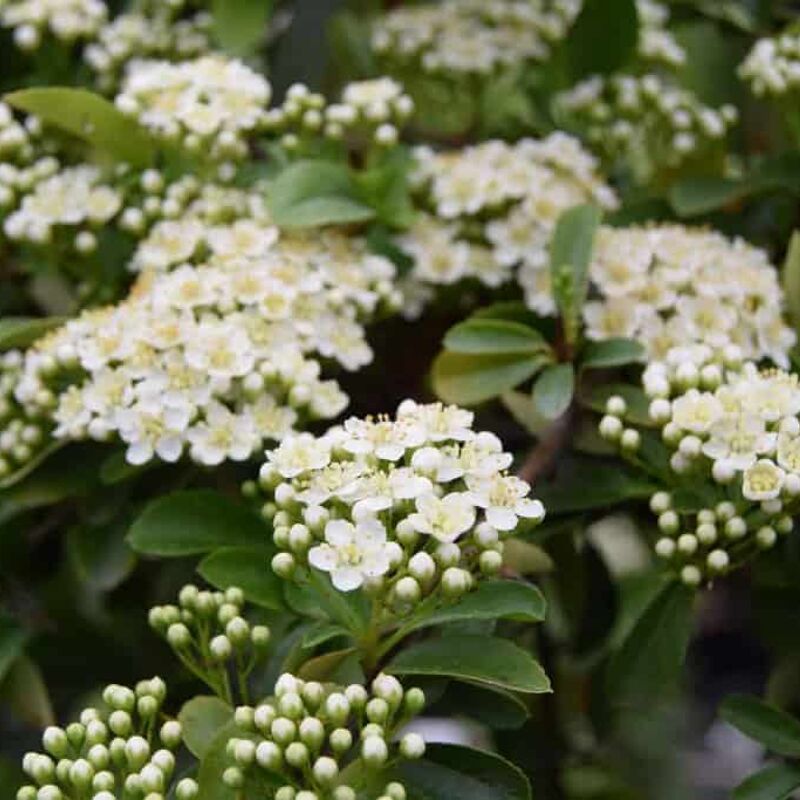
[0,317,64,351]
[581,338,645,370]
[503,539,554,575]
[721,695,800,757]
[501,391,551,437]
[733,765,800,800]
[197,547,282,609]
[267,160,375,228]
[388,635,551,694]
[128,490,269,557]
[0,656,54,727]
[533,363,574,420]
[212,0,272,56]
[5,88,154,167]
[396,744,532,800]
[179,696,232,759]
[297,648,360,682]
[444,319,550,355]
[783,231,800,331]
[432,351,550,406]
[355,155,415,229]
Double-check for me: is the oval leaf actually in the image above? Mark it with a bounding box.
[0,317,64,351]
[432,351,550,406]
[388,634,551,694]
[198,547,283,609]
[212,0,272,56]
[566,0,639,80]
[444,319,549,355]
[5,88,154,167]
[179,696,233,759]
[128,490,269,556]
[581,338,645,370]
[721,695,800,757]
[396,744,532,800]
[734,764,800,800]
[533,363,574,420]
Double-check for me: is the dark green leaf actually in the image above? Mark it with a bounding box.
[607,580,694,703]
[267,160,374,228]
[297,648,360,682]
[212,0,272,56]
[501,391,551,437]
[720,695,800,757]
[533,363,574,420]
[389,635,550,694]
[565,0,639,80]
[128,490,269,557]
[432,351,550,406]
[444,319,550,355]
[302,622,352,649]
[179,696,232,759]
[581,338,645,370]
[5,88,155,167]
[433,683,529,730]
[0,616,28,686]
[67,520,136,593]
[0,317,64,351]
[396,744,532,800]
[783,231,800,331]
[0,656,53,727]
[355,156,415,229]
[197,547,282,609]
[733,764,800,800]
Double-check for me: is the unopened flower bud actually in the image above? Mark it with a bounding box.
[400,733,426,759]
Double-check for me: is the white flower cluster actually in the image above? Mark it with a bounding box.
[260,400,545,601]
[3,163,122,251]
[599,346,798,585]
[397,134,616,312]
[556,73,737,180]
[371,0,579,76]
[116,55,271,158]
[581,225,795,363]
[15,677,199,800]
[1,0,107,51]
[85,8,213,92]
[224,672,426,800]
[635,0,686,68]
[8,224,396,467]
[264,79,414,151]
[740,31,800,98]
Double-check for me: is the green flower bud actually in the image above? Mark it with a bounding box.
[210,635,233,662]
[270,717,297,745]
[366,698,389,724]
[109,738,126,767]
[362,735,388,767]
[255,741,283,771]
[296,792,318,800]
[385,782,407,800]
[332,787,356,800]
[84,719,107,746]
[344,684,368,710]
[324,693,350,726]
[195,592,217,617]
[139,764,164,793]
[175,778,200,800]
[35,787,61,800]
[160,721,182,749]
[285,741,309,768]
[42,728,68,759]
[31,755,55,785]
[272,552,296,578]
[125,774,143,795]
[234,706,255,730]
[226,617,250,647]
[125,736,150,770]
[399,733,425,759]
[222,767,244,789]
[16,787,36,800]
[217,604,238,626]
[138,695,159,719]
[55,759,72,783]
[404,688,426,715]
[233,739,256,767]
[312,755,339,785]
[87,744,109,770]
[251,625,271,649]
[278,692,304,720]
[151,750,174,776]
[225,587,245,606]
[253,704,276,732]
[479,550,503,576]
[109,711,132,738]
[301,681,323,709]
[442,567,470,598]
[361,723,384,740]
[66,723,85,749]
[92,770,115,792]
[275,787,296,800]
[329,728,352,755]
[166,623,192,649]
[299,717,325,749]
[394,576,421,604]
[70,758,94,789]
[147,677,167,702]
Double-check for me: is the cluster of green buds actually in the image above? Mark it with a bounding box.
[264,79,413,152]
[149,584,271,705]
[223,672,426,800]
[600,345,799,585]
[16,678,198,800]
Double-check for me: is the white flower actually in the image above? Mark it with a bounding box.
[187,403,257,466]
[742,459,785,501]
[466,474,544,531]
[116,403,191,465]
[396,399,473,442]
[268,433,331,478]
[670,391,723,434]
[341,416,426,461]
[308,518,393,591]
[407,492,476,543]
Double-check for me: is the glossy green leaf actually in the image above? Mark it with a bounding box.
[302,621,352,649]
[179,696,233,759]
[565,0,639,80]
[128,490,269,557]
[67,520,136,593]
[297,648,359,682]
[432,351,550,406]
[5,88,155,167]
[783,231,800,331]
[0,317,64,351]
[389,635,551,694]
[0,656,53,727]
[734,764,800,800]
[581,338,645,370]
[212,0,272,56]
[267,160,375,228]
[0,616,28,686]
[197,547,282,609]
[607,580,694,703]
[721,695,800,757]
[533,363,574,420]
[396,744,532,800]
[444,319,549,355]
[433,682,530,730]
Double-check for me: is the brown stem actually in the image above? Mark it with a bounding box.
[518,406,574,485]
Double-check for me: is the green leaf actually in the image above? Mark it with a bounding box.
[355,155,415,229]
[581,338,645,370]
[297,648,360,682]
[533,363,574,420]
[579,383,652,426]
[433,683,529,730]
[565,0,639,80]
[733,764,800,800]
[432,351,550,406]
[549,204,602,343]
[501,391,551,437]
[5,88,155,167]
[720,695,800,757]
[267,160,375,228]
[0,317,64,351]
[444,319,550,355]
[197,547,283,610]
[607,580,694,703]
[67,520,136,593]
[388,635,551,694]
[179,696,232,759]
[396,744,532,800]
[0,656,54,727]
[0,615,28,686]
[128,490,269,557]
[503,539,554,575]
[211,0,272,56]
[302,622,352,649]
[783,231,800,331]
